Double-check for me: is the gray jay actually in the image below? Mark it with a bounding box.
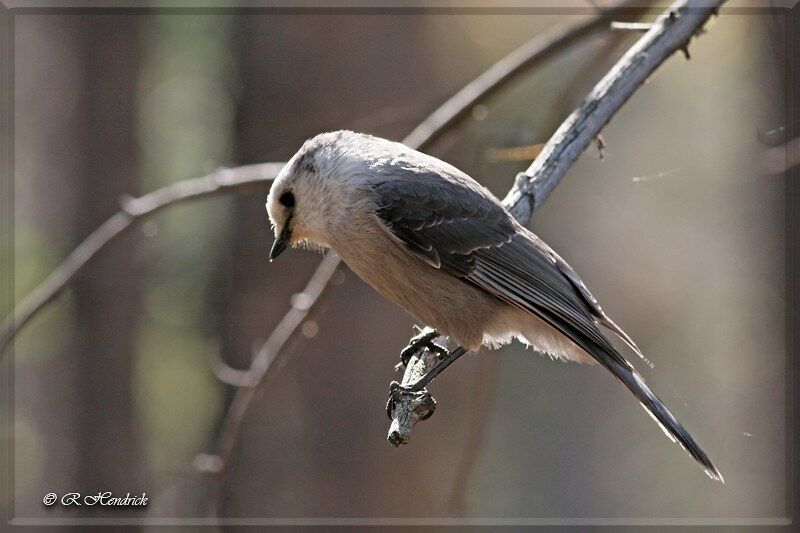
[266,130,722,482]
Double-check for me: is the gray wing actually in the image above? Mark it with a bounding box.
[371,165,722,481]
[373,170,515,275]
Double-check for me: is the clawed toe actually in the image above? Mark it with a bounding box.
[386,380,436,421]
[399,327,445,367]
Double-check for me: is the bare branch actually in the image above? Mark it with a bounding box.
[208,346,258,388]
[212,253,341,470]
[392,0,725,444]
[387,339,441,446]
[504,0,723,222]
[0,163,283,355]
[403,0,646,150]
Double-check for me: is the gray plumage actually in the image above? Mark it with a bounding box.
[266,130,722,482]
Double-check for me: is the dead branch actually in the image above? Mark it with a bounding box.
[0,163,283,355]
[505,0,723,221]
[386,332,441,446]
[391,0,724,443]
[403,0,646,149]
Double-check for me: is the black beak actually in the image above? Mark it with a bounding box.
[269,218,293,261]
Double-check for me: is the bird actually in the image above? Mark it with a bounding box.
[266,130,723,482]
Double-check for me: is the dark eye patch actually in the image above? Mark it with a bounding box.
[302,159,316,173]
[279,191,295,208]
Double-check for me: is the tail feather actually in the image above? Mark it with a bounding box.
[597,313,646,362]
[602,352,724,483]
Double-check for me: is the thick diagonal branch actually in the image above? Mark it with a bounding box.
[504,0,723,222]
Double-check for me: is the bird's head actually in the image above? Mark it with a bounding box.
[266,130,380,260]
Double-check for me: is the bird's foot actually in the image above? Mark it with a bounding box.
[386,380,436,421]
[396,326,446,370]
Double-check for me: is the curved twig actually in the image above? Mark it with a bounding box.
[212,253,342,471]
[402,0,646,149]
[0,163,283,355]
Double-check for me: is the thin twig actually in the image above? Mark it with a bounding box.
[208,345,257,388]
[393,0,725,445]
[0,163,283,355]
[212,253,341,470]
[403,0,646,150]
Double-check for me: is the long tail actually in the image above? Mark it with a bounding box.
[601,351,724,483]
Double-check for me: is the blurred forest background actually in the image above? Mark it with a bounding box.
[3,4,787,524]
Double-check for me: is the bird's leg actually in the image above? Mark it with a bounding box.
[397,326,446,369]
[403,346,468,392]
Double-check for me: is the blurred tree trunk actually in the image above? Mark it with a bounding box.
[68,16,148,510]
[14,14,147,522]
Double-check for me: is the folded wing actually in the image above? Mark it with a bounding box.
[371,158,722,481]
